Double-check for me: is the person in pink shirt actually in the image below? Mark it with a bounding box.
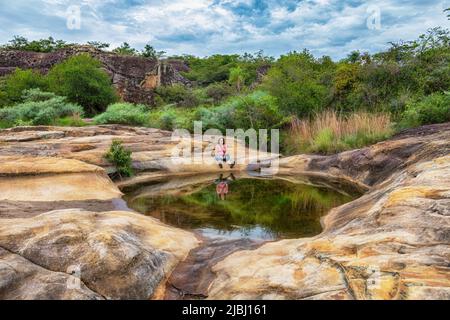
[214,137,235,169]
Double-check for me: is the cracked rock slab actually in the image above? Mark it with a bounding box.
[0,210,199,299]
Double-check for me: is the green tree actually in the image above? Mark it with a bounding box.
[112,42,137,55]
[182,54,240,85]
[1,36,68,52]
[228,66,246,92]
[262,50,332,117]
[46,54,118,115]
[141,44,166,59]
[87,41,110,50]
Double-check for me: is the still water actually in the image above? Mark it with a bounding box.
[123,174,357,241]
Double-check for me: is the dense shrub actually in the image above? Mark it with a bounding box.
[0,89,83,126]
[105,140,133,178]
[400,92,450,128]
[55,114,87,127]
[93,103,148,125]
[205,82,233,104]
[198,91,288,131]
[155,84,207,107]
[262,51,331,117]
[0,69,47,105]
[47,54,117,115]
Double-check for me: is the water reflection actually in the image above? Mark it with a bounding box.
[123,174,358,241]
[215,173,235,200]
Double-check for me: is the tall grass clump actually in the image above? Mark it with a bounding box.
[286,110,393,154]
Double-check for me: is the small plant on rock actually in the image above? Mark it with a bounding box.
[105,140,133,179]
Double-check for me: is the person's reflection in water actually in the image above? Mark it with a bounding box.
[214,173,235,200]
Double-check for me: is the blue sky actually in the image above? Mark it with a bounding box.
[0,0,449,59]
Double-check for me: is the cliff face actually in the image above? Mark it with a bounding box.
[0,46,190,105]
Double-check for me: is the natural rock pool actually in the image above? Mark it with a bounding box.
[123,173,357,241]
[121,172,360,298]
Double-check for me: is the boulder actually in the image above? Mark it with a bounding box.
[0,210,199,299]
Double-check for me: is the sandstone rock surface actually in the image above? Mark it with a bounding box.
[0,210,199,299]
[0,125,206,299]
[208,123,450,300]
[0,123,448,300]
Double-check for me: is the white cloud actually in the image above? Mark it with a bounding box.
[0,0,448,58]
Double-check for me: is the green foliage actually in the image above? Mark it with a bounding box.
[141,44,166,59]
[46,54,117,115]
[0,89,84,126]
[105,140,133,178]
[1,36,69,52]
[181,51,273,88]
[400,92,450,128]
[112,42,137,55]
[311,128,335,154]
[182,54,240,86]
[205,82,233,104]
[228,66,247,92]
[55,115,87,127]
[93,103,148,125]
[0,69,47,105]
[262,50,331,117]
[155,84,207,108]
[87,41,110,50]
[198,91,288,131]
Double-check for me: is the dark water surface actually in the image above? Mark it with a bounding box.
[123,174,357,241]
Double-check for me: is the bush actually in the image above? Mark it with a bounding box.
[155,84,206,107]
[105,140,133,178]
[198,91,287,131]
[93,103,148,125]
[0,89,84,126]
[205,82,233,104]
[262,51,330,117]
[47,54,117,115]
[55,114,87,127]
[1,69,47,105]
[400,92,450,128]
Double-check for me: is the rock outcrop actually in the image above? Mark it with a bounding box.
[0,129,201,299]
[0,123,448,300]
[0,46,190,105]
[0,125,274,175]
[208,123,450,300]
[0,124,273,299]
[0,209,198,299]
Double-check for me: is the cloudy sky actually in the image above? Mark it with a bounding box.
[0,0,449,59]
